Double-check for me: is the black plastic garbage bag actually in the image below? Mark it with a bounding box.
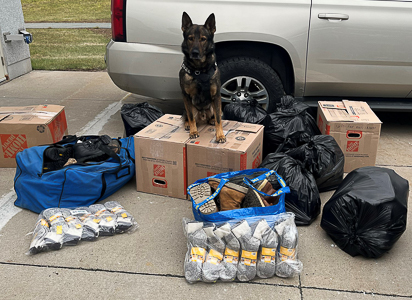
[321,167,409,258]
[260,153,321,225]
[223,99,271,126]
[263,96,320,156]
[121,102,164,137]
[285,135,344,192]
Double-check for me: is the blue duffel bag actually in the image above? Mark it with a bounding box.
[188,168,290,222]
[14,135,135,214]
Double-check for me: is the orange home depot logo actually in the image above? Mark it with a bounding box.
[318,115,323,131]
[48,110,68,142]
[252,152,262,169]
[207,171,218,177]
[346,141,359,152]
[153,164,166,177]
[1,134,28,158]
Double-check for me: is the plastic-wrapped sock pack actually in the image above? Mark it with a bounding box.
[214,223,240,281]
[275,217,303,278]
[231,220,260,282]
[27,203,138,255]
[105,201,135,233]
[60,208,82,246]
[89,204,117,236]
[202,225,225,282]
[251,219,279,278]
[181,213,301,283]
[183,219,208,283]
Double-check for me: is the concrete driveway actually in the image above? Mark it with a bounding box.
[0,71,411,299]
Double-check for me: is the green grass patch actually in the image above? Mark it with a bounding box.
[22,0,111,23]
[29,29,111,71]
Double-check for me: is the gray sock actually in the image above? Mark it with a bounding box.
[29,213,51,254]
[104,201,135,233]
[183,219,208,283]
[70,207,99,241]
[232,220,260,282]
[252,219,278,279]
[275,222,303,278]
[89,204,116,236]
[60,208,82,246]
[202,225,225,283]
[42,208,66,250]
[215,223,240,282]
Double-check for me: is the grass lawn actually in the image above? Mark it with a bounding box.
[22,0,111,23]
[29,29,111,71]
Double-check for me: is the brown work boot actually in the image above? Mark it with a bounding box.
[189,183,217,214]
[255,179,280,206]
[208,178,248,211]
[242,179,280,208]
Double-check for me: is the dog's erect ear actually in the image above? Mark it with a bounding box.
[204,13,216,34]
[182,12,193,32]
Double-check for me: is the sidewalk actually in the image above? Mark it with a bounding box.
[0,71,411,299]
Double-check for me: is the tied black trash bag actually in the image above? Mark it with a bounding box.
[285,135,344,192]
[321,167,409,258]
[223,99,271,126]
[263,96,320,156]
[121,102,164,137]
[260,153,321,225]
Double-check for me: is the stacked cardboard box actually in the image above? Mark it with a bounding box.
[134,115,264,199]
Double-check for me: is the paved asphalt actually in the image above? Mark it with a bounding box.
[0,71,411,299]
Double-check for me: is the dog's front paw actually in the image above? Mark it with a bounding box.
[189,131,199,139]
[216,134,226,143]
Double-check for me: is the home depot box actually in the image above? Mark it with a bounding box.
[0,105,68,168]
[187,120,264,186]
[134,114,194,199]
[317,100,382,173]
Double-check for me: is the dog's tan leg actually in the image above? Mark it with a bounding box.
[211,95,226,143]
[183,95,199,139]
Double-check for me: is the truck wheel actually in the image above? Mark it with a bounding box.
[218,57,285,113]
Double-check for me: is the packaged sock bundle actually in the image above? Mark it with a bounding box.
[231,220,260,282]
[105,201,136,233]
[28,214,51,255]
[70,207,99,241]
[42,208,66,250]
[60,208,83,246]
[202,225,225,283]
[252,219,278,279]
[215,223,240,282]
[183,219,208,283]
[275,218,303,278]
[89,204,116,236]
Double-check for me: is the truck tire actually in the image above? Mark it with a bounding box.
[218,57,285,113]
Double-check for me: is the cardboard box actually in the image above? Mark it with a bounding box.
[0,105,68,168]
[187,120,264,186]
[317,100,382,173]
[134,114,192,200]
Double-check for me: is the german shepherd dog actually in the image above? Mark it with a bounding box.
[179,12,226,143]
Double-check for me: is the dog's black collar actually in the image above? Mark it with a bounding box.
[181,62,217,82]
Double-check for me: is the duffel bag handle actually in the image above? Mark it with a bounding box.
[243,170,290,197]
[189,178,229,211]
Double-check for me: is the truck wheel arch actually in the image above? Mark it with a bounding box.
[215,41,294,96]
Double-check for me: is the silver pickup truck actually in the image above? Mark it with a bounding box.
[106,0,412,112]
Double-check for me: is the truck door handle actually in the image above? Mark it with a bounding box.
[318,13,349,20]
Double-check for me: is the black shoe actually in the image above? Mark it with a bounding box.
[43,146,73,173]
[73,136,120,163]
